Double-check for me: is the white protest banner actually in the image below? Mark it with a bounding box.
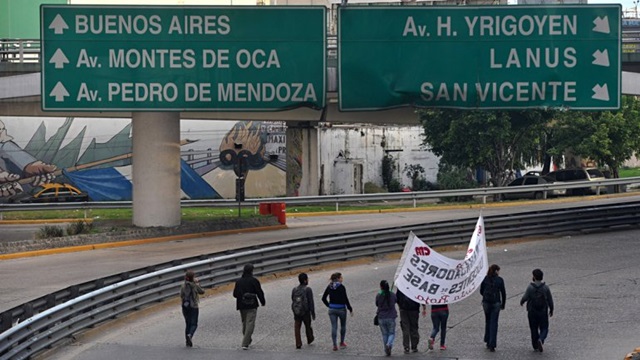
[393,216,488,305]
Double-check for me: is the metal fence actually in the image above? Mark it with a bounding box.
[1,176,638,217]
[1,201,640,359]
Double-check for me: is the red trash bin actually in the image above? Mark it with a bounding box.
[277,203,286,225]
[270,202,286,225]
[259,202,271,215]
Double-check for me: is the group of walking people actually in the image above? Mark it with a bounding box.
[178,262,554,356]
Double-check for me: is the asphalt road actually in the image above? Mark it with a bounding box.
[44,229,640,360]
[2,195,640,360]
[0,221,80,243]
[0,224,41,242]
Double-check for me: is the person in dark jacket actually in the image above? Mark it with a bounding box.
[396,289,420,353]
[376,280,398,356]
[321,272,353,351]
[232,263,266,350]
[480,264,506,352]
[520,268,554,353]
[292,272,315,349]
[180,270,205,347]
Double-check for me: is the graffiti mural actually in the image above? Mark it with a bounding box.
[0,117,286,202]
[0,119,57,197]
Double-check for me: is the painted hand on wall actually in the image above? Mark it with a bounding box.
[0,169,22,196]
[0,120,58,191]
[22,161,57,187]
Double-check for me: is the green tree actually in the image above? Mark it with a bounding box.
[551,95,640,179]
[403,163,435,191]
[382,153,402,191]
[418,109,556,187]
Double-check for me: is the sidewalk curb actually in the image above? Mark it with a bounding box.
[0,225,287,261]
[0,218,93,225]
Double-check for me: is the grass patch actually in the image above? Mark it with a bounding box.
[619,167,640,178]
[36,225,64,239]
[0,207,262,222]
[286,201,479,214]
[1,199,487,222]
[66,220,93,235]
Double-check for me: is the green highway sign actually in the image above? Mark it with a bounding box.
[339,5,621,111]
[41,5,326,111]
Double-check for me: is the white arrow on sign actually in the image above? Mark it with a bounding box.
[49,49,69,69]
[593,16,610,34]
[592,49,610,67]
[48,14,69,35]
[592,84,610,101]
[50,82,70,102]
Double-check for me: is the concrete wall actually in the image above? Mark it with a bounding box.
[318,124,440,194]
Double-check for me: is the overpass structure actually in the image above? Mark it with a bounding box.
[2,5,640,228]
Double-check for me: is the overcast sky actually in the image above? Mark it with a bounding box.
[592,0,638,17]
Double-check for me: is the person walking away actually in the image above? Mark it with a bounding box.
[520,268,554,352]
[180,270,205,347]
[396,289,420,353]
[428,304,449,351]
[321,272,353,351]
[480,264,506,352]
[376,280,398,356]
[233,263,266,350]
[292,272,315,349]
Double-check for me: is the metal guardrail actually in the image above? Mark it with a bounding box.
[1,201,640,359]
[1,176,638,216]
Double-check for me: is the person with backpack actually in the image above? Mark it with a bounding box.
[179,270,205,348]
[321,272,353,351]
[396,289,421,354]
[480,264,506,352]
[233,263,266,350]
[375,280,398,356]
[291,272,315,349]
[520,268,554,352]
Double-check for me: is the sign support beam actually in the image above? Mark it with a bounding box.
[132,112,181,228]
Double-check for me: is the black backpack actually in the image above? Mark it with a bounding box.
[530,285,547,312]
[291,285,309,316]
[181,283,193,308]
[482,277,500,304]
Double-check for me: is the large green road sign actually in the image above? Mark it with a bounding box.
[339,5,620,110]
[41,5,326,111]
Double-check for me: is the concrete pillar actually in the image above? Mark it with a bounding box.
[132,112,181,227]
[286,123,319,196]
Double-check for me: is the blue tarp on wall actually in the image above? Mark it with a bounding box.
[64,160,220,201]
